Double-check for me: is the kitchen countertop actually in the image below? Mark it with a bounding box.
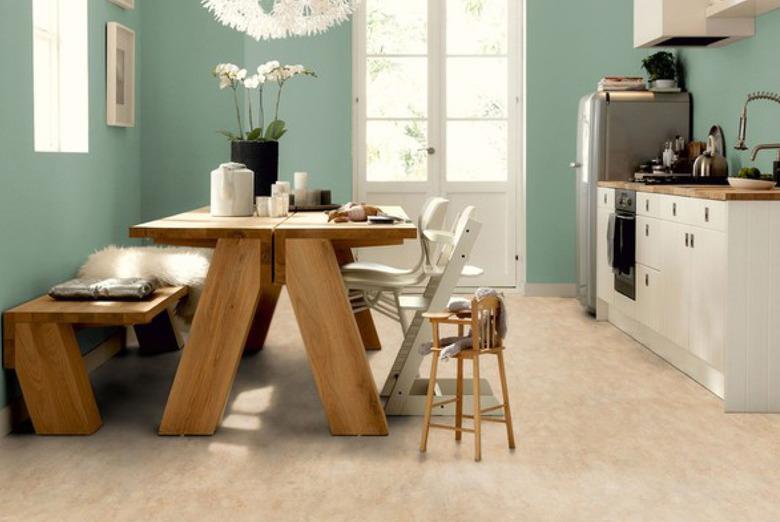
[598,181,780,201]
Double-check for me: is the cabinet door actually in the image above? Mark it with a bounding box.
[636,264,662,332]
[596,207,614,304]
[689,228,727,370]
[660,222,691,350]
[636,216,663,270]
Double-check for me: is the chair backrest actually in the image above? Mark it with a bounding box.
[470,295,503,350]
[431,205,476,272]
[418,197,449,271]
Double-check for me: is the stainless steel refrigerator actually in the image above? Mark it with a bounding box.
[573,91,690,313]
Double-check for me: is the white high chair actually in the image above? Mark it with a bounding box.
[341,197,450,333]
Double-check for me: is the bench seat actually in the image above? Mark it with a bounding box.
[2,287,187,435]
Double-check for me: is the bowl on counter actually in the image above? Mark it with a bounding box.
[728,177,777,190]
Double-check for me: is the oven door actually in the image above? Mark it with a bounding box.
[610,211,636,300]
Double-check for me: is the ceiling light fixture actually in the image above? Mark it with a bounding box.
[202,0,362,40]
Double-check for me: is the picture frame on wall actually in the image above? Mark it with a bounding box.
[108,0,134,9]
[106,22,135,127]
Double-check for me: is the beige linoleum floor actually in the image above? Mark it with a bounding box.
[2,293,780,521]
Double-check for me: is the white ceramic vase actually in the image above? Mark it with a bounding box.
[210,162,255,217]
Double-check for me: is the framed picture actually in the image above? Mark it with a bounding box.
[108,0,134,9]
[106,22,135,127]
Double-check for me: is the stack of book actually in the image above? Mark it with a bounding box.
[597,76,647,92]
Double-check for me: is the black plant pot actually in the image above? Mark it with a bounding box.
[231,140,279,197]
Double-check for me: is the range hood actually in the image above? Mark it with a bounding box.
[634,0,755,48]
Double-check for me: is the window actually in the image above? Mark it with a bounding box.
[33,0,89,153]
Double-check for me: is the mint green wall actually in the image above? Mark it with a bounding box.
[140,1,352,220]
[0,0,142,408]
[243,28,353,205]
[140,1,243,220]
[680,9,780,176]
[525,0,649,284]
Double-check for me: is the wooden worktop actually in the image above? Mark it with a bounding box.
[598,181,780,201]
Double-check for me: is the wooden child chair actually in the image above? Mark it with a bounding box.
[419,295,515,462]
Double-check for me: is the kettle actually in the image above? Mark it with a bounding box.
[210,162,255,217]
[692,135,729,178]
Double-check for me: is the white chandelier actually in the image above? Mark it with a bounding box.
[202,0,362,40]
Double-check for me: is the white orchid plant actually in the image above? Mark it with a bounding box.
[213,60,317,142]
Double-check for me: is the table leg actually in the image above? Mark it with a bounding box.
[334,247,382,351]
[243,283,281,354]
[159,238,262,435]
[286,238,388,436]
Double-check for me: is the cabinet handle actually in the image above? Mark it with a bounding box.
[691,233,695,248]
[705,207,710,222]
[685,232,689,247]
[672,202,677,216]
[645,200,649,212]
[645,273,649,287]
[604,194,607,204]
[645,223,649,237]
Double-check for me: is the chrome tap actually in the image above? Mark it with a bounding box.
[750,143,780,162]
[735,91,780,151]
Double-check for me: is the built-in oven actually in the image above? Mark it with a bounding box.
[609,190,636,300]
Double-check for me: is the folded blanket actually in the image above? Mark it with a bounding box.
[419,288,507,360]
[49,278,155,301]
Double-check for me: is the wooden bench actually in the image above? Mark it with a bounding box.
[2,287,187,435]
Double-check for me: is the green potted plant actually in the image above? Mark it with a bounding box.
[641,51,678,90]
[213,61,317,197]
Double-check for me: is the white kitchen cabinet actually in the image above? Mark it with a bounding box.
[637,192,659,218]
[658,194,695,224]
[636,264,662,332]
[598,187,615,209]
[707,0,780,18]
[691,199,727,232]
[689,227,727,370]
[636,216,663,270]
[660,221,692,350]
[600,186,780,412]
[596,206,614,305]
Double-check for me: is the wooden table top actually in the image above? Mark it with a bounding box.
[598,181,780,201]
[130,206,418,242]
[277,206,417,240]
[130,207,287,241]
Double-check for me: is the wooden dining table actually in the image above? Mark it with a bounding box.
[130,206,416,436]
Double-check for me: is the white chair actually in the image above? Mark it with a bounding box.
[342,197,450,333]
[343,202,484,335]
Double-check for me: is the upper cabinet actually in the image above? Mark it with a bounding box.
[634,0,754,48]
[707,0,780,17]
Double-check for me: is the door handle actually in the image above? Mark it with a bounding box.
[691,233,695,248]
[705,207,710,222]
[570,162,582,169]
[645,273,649,287]
[672,202,677,216]
[685,233,689,247]
[418,147,436,155]
[645,224,649,237]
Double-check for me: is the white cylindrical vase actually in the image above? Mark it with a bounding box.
[210,162,255,217]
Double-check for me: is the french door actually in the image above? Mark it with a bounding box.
[353,0,522,287]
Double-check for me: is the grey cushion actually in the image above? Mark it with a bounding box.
[49,278,155,301]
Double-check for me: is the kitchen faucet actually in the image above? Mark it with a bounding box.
[735,91,780,151]
[751,143,780,162]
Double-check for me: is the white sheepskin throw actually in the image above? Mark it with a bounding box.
[79,245,212,323]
